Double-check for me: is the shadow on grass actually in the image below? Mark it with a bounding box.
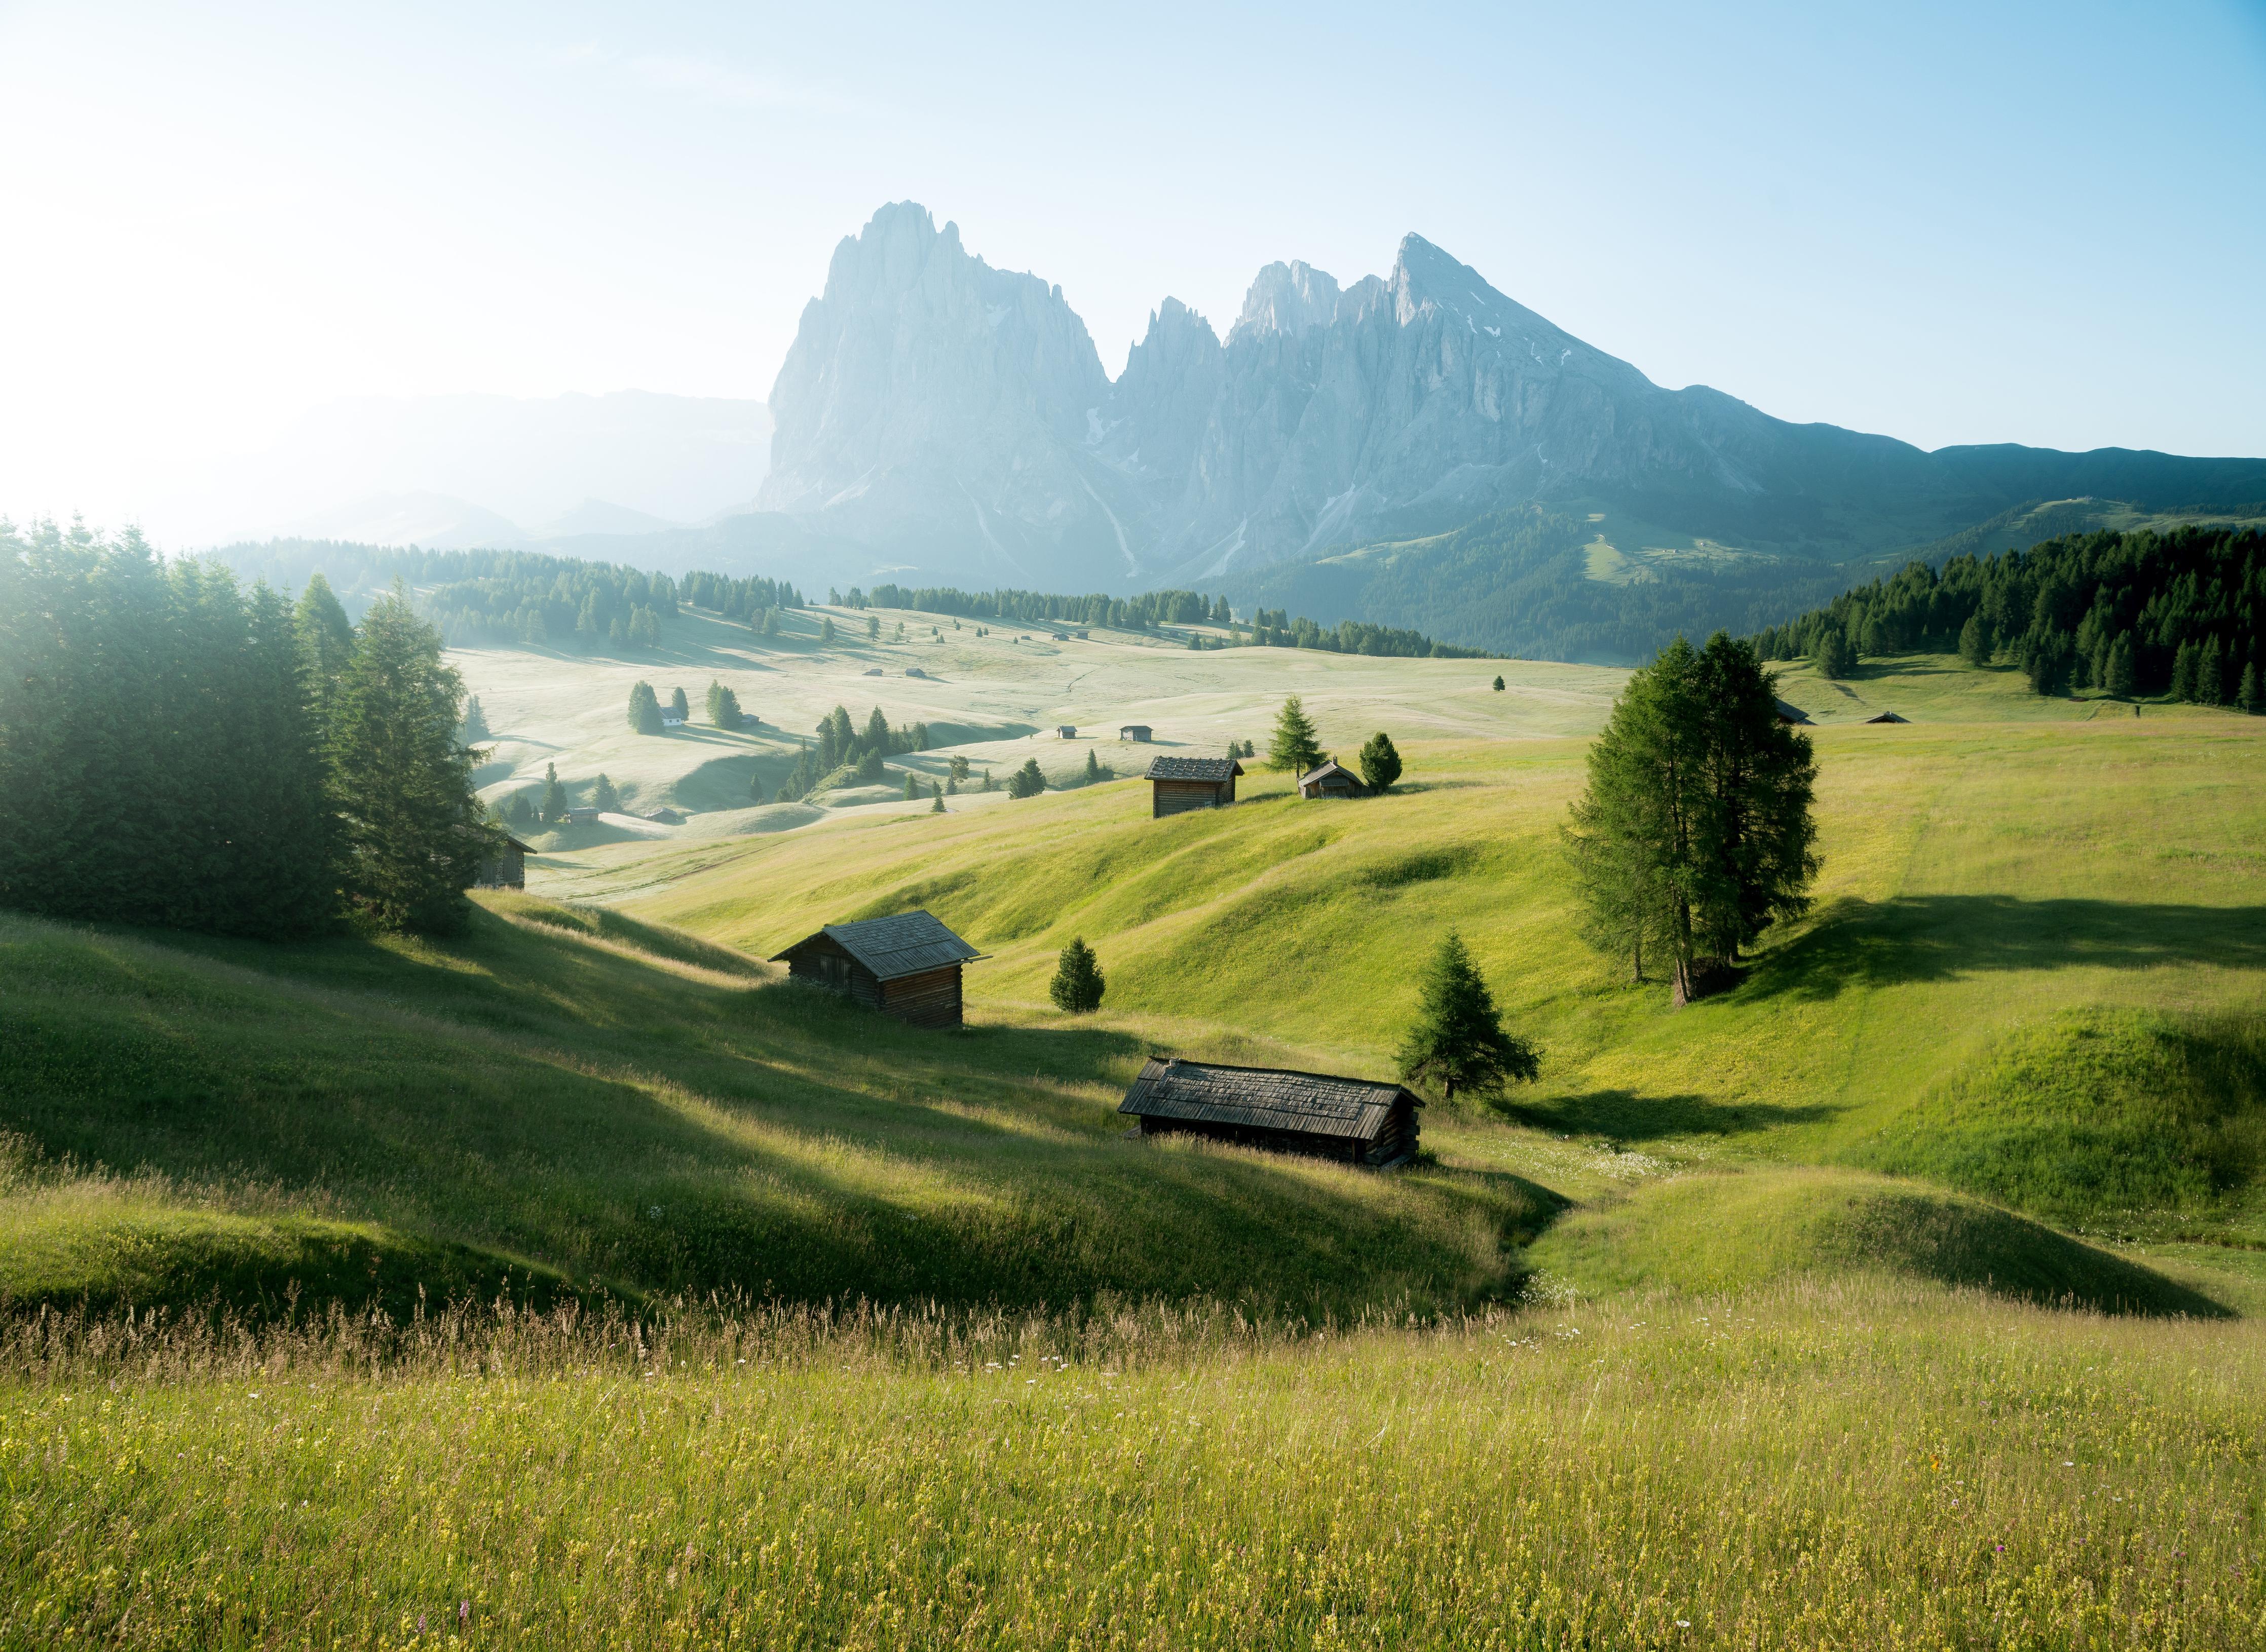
[1498,1089,1833,1143]
[1745,895,2266,1003]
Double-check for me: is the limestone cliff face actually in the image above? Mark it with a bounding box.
[758,202,1144,584]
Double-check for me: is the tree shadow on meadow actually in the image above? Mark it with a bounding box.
[1744,894,2266,1004]
[1497,1089,1832,1144]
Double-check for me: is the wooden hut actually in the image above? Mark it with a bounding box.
[1773,698,1812,725]
[1118,1057,1419,1167]
[475,835,531,890]
[1145,754,1242,818]
[1296,759,1365,799]
[769,909,985,1029]
[1058,724,1079,739]
[1118,724,1152,742]
[1863,711,1909,724]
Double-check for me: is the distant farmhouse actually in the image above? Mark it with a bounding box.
[660,704,687,727]
[1296,759,1364,799]
[474,835,532,890]
[1118,724,1152,743]
[1118,1057,1420,1168]
[770,909,985,1029]
[1145,755,1242,818]
[1058,724,1078,739]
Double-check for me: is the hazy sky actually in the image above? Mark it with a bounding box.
[5,0,2264,536]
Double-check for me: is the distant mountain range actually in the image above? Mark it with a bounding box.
[750,202,2266,595]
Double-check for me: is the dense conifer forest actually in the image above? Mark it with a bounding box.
[0,520,496,938]
[1751,525,2266,701]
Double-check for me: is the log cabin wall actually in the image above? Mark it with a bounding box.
[878,964,965,1029]
[1152,779,1230,818]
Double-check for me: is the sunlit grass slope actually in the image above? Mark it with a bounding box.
[0,900,1549,1318]
[7,1282,2262,1648]
[590,655,2266,1257]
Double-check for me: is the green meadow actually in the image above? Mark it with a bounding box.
[4,629,2264,1646]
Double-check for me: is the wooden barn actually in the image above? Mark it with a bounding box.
[1773,698,1812,725]
[1118,724,1152,742]
[1118,1057,1420,1168]
[474,835,532,890]
[769,909,985,1029]
[1296,759,1365,799]
[1145,754,1243,818]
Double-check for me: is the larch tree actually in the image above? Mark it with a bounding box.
[1267,695,1325,776]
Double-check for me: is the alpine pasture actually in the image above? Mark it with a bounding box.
[4,607,2263,1648]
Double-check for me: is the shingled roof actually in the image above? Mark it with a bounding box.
[769,909,982,982]
[1118,1057,1415,1141]
[1145,755,1244,782]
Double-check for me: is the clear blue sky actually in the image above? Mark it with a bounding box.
[4,0,2263,531]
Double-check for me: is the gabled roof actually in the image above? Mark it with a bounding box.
[1146,756,1243,782]
[1298,760,1362,789]
[770,908,983,982]
[1773,698,1811,724]
[1118,1057,1414,1140]
[1863,711,1909,723]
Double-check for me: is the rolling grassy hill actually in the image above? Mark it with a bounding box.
[9,631,2266,1646]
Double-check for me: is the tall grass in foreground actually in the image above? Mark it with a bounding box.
[5,1281,2260,1649]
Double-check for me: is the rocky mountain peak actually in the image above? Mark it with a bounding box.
[1230,260,1342,341]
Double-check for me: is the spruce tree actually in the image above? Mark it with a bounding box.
[1813,628,1857,679]
[505,790,534,827]
[856,748,887,783]
[949,754,971,782]
[2171,641,2198,702]
[627,681,663,735]
[1358,731,1402,792]
[1396,932,1537,1101]
[593,773,620,813]
[2197,636,2225,706]
[326,588,496,935]
[867,614,880,640]
[295,571,356,718]
[230,581,338,937]
[2107,634,2137,699]
[1049,938,1106,1013]
[1084,748,1103,784]
[946,775,958,795]
[1492,675,1504,691]
[667,686,690,724]
[930,783,945,814]
[1268,695,1325,775]
[820,617,836,645]
[2240,663,2262,716]
[460,695,491,744]
[540,762,566,823]
[748,773,767,805]
[904,771,922,801]
[1957,612,1993,667]
[1010,757,1045,798]
[710,683,742,727]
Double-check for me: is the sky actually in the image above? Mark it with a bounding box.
[4,0,2264,542]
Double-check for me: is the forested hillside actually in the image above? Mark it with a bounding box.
[1753,524,2266,701]
[1220,508,1867,663]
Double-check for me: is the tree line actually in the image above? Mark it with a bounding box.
[1750,525,2265,704]
[0,521,496,939]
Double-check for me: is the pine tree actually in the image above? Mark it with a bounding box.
[981,769,995,792]
[540,762,566,823]
[1268,695,1325,775]
[2107,633,2137,699]
[760,606,782,637]
[820,617,836,645]
[1009,758,1045,798]
[1813,628,1857,679]
[930,783,945,814]
[667,686,690,724]
[326,588,496,934]
[709,682,742,727]
[627,681,663,735]
[748,773,768,805]
[904,771,922,801]
[2196,636,2225,706]
[1492,675,1505,691]
[864,706,892,753]
[1084,748,1103,784]
[1358,731,1403,792]
[460,695,491,744]
[2238,662,2261,715]
[593,773,620,813]
[867,614,881,640]
[1957,612,1993,667]
[505,790,534,827]
[1395,932,1537,1101]
[945,775,958,795]
[705,680,724,723]
[1048,937,1106,1013]
[949,754,971,782]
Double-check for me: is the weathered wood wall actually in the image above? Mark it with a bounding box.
[1151,779,1232,818]
[879,964,964,1029]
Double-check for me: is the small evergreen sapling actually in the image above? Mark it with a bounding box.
[1048,938,1106,1013]
[1492,676,1504,691]
[1395,932,1537,1102]
[930,783,945,813]
[1358,731,1402,792]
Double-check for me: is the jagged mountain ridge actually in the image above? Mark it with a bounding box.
[756,203,2266,593]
